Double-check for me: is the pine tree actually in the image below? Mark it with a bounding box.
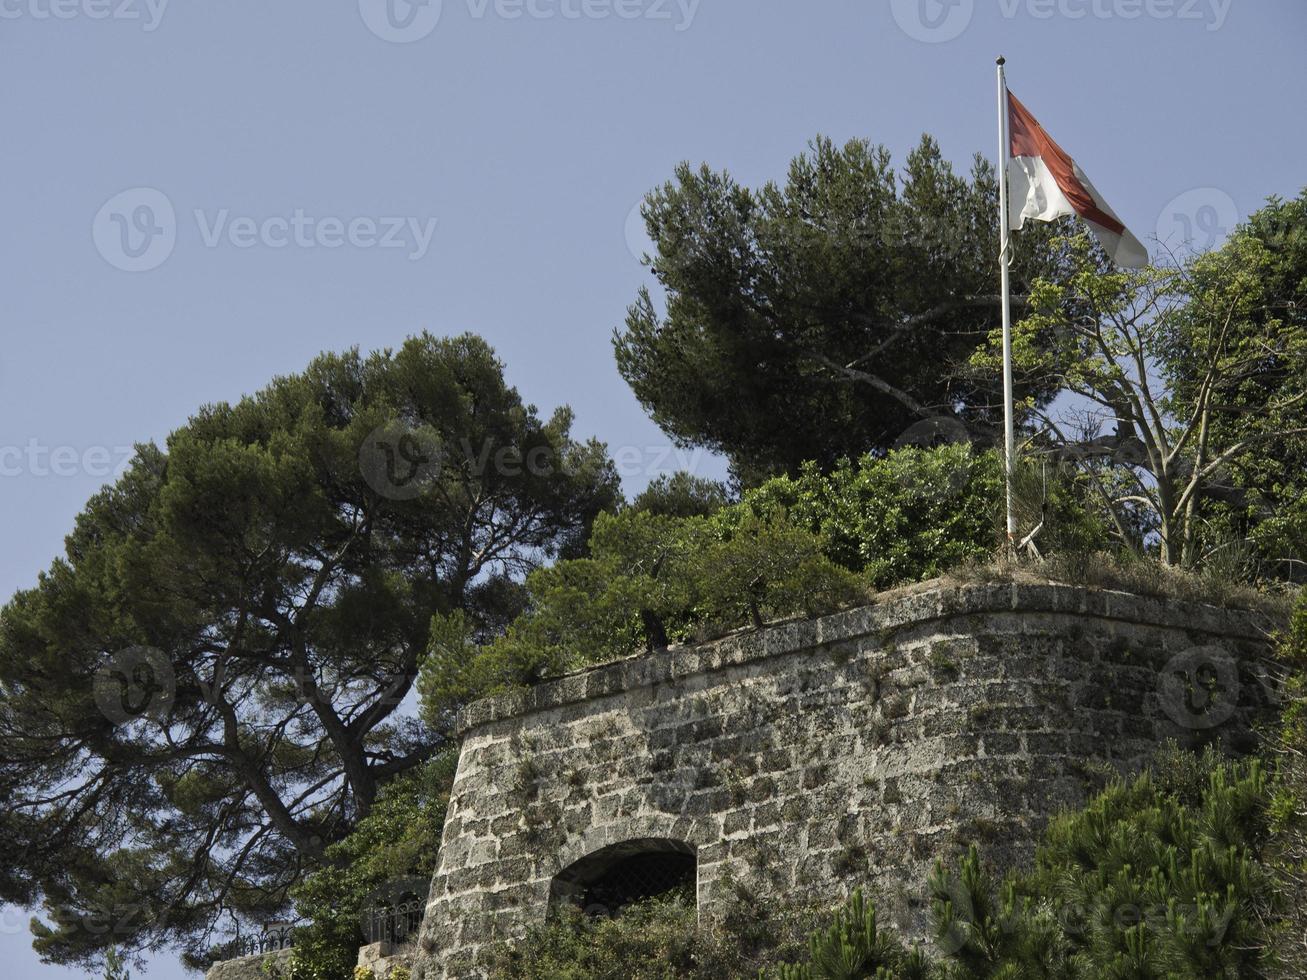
[765,889,933,980]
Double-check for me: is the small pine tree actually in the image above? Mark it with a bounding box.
[765,889,933,980]
[102,948,131,980]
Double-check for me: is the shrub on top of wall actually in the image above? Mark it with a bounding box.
[417,445,1099,715]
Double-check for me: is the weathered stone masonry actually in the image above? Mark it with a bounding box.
[413,580,1279,978]
[203,948,292,980]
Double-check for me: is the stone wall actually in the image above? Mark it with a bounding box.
[203,940,416,980]
[412,580,1280,979]
[204,948,292,980]
[358,938,416,976]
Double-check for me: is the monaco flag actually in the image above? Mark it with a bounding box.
[1007,90,1149,268]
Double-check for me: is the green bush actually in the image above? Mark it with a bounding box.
[418,506,867,712]
[488,898,705,980]
[734,446,1003,588]
[417,445,1110,712]
[488,891,819,980]
[736,446,1108,590]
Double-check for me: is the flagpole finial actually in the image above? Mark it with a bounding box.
[996,55,1006,66]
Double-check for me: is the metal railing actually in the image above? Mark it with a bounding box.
[233,925,295,959]
[361,897,425,945]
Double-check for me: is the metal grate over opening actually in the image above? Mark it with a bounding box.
[581,851,696,916]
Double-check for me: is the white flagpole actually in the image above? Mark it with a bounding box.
[996,56,1018,553]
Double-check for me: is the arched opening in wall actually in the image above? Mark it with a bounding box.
[549,839,697,918]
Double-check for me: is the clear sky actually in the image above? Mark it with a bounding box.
[2,1,1304,976]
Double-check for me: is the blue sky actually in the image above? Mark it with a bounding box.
[2,1,1304,976]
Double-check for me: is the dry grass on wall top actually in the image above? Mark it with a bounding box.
[939,551,1297,619]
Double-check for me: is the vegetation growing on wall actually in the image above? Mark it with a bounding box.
[1267,596,1307,978]
[486,742,1289,980]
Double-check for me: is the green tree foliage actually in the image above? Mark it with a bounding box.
[733,445,1106,589]
[102,948,131,980]
[417,506,866,714]
[0,333,619,968]
[282,755,455,980]
[614,134,1067,483]
[973,195,1307,573]
[1170,191,1307,580]
[630,471,731,518]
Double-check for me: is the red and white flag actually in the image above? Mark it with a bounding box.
[1006,90,1148,268]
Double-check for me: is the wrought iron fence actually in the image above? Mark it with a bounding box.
[233,924,295,959]
[361,896,425,945]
